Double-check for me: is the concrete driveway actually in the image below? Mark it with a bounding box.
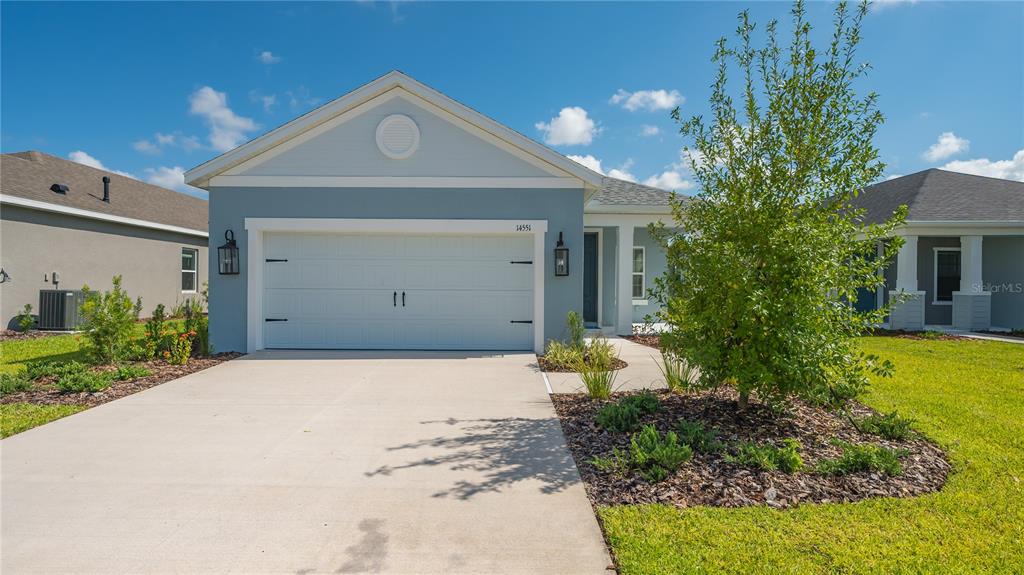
[1,351,610,574]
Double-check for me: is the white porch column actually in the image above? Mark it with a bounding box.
[616,224,635,335]
[889,235,925,330]
[953,235,991,331]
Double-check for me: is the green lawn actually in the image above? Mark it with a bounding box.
[600,337,1024,574]
[1,403,87,438]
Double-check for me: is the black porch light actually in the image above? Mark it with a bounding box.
[554,231,569,276]
[218,230,240,275]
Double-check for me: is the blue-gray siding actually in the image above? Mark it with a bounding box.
[208,186,583,352]
[984,236,1024,329]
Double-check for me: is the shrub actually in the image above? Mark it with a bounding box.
[566,310,585,351]
[621,391,660,415]
[1,372,33,394]
[545,340,581,369]
[578,360,616,400]
[80,276,140,363]
[659,352,699,393]
[595,392,659,433]
[629,425,693,483]
[114,364,151,381]
[727,439,804,473]
[817,441,906,476]
[17,304,34,332]
[858,411,916,440]
[590,447,631,476]
[165,330,196,365]
[584,336,617,370]
[26,360,87,380]
[143,304,171,359]
[675,419,725,453]
[56,370,114,393]
[181,288,210,356]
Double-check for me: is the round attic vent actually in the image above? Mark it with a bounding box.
[375,114,420,160]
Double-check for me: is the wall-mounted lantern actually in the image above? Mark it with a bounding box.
[554,231,569,276]
[218,230,240,275]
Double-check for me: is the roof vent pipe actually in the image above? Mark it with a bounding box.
[102,176,110,202]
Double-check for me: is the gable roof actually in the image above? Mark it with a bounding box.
[852,169,1024,224]
[185,70,604,190]
[1,151,207,236]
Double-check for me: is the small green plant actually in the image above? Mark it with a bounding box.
[584,336,618,370]
[675,419,725,453]
[544,340,582,369]
[56,370,114,393]
[25,360,87,381]
[595,392,659,433]
[817,440,906,476]
[658,352,699,393]
[114,364,151,381]
[1,372,34,394]
[80,275,141,363]
[17,303,34,332]
[630,425,693,483]
[727,439,804,473]
[566,310,585,351]
[590,447,631,476]
[143,304,170,359]
[164,330,196,365]
[578,360,616,400]
[858,411,916,440]
[621,391,660,415]
[919,330,945,340]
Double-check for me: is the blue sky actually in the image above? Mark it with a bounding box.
[2,1,1022,199]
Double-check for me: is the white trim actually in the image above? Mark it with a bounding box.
[632,246,646,300]
[375,114,420,159]
[896,221,1024,236]
[584,228,603,327]
[181,247,199,294]
[242,218,547,354]
[186,72,603,190]
[540,370,553,395]
[585,203,672,215]
[632,299,650,306]
[0,194,208,238]
[584,213,667,227]
[932,247,961,305]
[209,175,584,189]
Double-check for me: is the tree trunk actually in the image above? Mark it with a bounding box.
[737,390,750,412]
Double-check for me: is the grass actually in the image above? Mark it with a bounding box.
[1,403,87,438]
[599,337,1024,574]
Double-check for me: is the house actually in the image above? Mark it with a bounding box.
[0,151,209,329]
[185,71,673,353]
[850,169,1024,331]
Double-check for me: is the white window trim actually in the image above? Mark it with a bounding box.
[584,228,603,327]
[632,246,646,305]
[181,247,199,294]
[932,247,961,306]
[244,218,548,354]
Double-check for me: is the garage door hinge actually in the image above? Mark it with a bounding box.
[265,318,288,322]
[265,258,288,262]
[510,320,533,324]
[509,260,533,264]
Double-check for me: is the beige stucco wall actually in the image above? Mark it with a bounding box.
[0,205,208,329]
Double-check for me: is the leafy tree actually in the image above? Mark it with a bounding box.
[651,0,905,411]
[80,275,140,363]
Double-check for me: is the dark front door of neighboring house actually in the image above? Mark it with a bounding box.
[583,232,599,326]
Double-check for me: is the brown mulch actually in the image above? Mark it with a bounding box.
[1,353,243,408]
[623,334,661,349]
[866,328,967,341]
[551,388,950,509]
[537,356,628,372]
[0,329,67,342]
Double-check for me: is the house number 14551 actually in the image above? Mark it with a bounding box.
[515,224,532,232]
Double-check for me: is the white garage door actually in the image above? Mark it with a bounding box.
[262,232,534,350]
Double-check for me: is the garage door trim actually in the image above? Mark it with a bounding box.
[243,218,548,353]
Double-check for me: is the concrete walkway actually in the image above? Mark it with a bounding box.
[1,351,610,574]
[545,337,667,394]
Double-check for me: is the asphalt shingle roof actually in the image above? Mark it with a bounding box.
[1,151,207,232]
[853,169,1024,224]
[591,176,675,206]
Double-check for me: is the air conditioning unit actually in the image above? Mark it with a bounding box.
[38,290,86,331]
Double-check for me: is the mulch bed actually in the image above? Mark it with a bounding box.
[0,329,68,342]
[1,353,243,408]
[623,334,661,350]
[552,388,950,509]
[867,328,968,341]
[537,356,628,372]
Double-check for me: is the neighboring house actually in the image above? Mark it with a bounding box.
[0,151,209,329]
[185,71,673,353]
[850,169,1024,331]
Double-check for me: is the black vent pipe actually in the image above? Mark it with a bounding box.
[102,176,110,202]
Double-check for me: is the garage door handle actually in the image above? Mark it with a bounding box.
[510,260,533,264]
[402,291,406,307]
[510,320,533,324]
[265,259,288,262]
[393,291,397,307]
[265,318,288,322]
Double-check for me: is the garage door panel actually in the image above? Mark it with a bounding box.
[263,231,533,350]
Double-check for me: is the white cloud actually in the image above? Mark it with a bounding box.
[189,86,258,152]
[67,151,135,178]
[144,166,208,197]
[872,0,918,11]
[535,106,598,146]
[257,51,282,64]
[610,89,684,112]
[640,125,661,137]
[133,132,201,155]
[567,155,636,182]
[260,94,277,112]
[942,149,1024,182]
[923,132,970,162]
[132,139,160,154]
[285,86,321,113]
[643,170,695,191]
[885,174,904,181]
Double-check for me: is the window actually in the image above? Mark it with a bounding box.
[632,247,645,301]
[181,248,198,293]
[933,248,960,304]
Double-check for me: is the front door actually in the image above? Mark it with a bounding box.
[583,232,599,326]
